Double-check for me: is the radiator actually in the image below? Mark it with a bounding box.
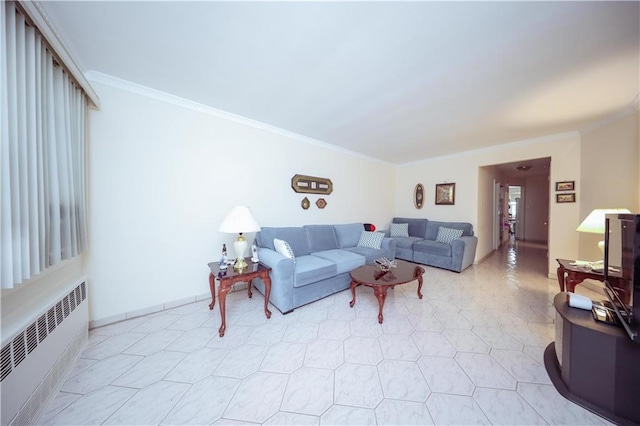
[1,281,88,426]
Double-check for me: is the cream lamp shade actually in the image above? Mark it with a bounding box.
[218,206,261,270]
[576,208,631,254]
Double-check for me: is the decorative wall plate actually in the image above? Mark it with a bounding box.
[414,184,424,209]
[291,174,333,195]
[301,197,310,210]
[316,198,327,209]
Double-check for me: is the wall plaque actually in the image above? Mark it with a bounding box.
[291,174,333,195]
[414,184,424,209]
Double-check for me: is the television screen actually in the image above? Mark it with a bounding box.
[603,213,639,342]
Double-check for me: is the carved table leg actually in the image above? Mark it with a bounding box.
[208,273,216,310]
[263,274,272,319]
[218,280,231,337]
[349,280,359,308]
[556,267,565,292]
[416,275,423,299]
[565,272,585,293]
[247,279,253,298]
[373,286,389,324]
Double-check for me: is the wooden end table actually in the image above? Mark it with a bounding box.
[555,258,629,305]
[349,259,425,324]
[207,259,271,337]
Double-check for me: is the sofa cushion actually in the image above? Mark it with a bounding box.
[392,236,423,250]
[390,223,409,237]
[393,217,428,238]
[257,227,310,256]
[312,249,366,274]
[344,246,385,264]
[334,223,364,248]
[273,238,295,260]
[413,240,452,257]
[305,225,339,252]
[293,255,337,288]
[435,227,464,244]
[425,221,473,240]
[357,231,384,249]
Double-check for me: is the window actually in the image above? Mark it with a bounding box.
[1,2,88,289]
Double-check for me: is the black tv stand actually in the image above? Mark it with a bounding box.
[544,293,640,425]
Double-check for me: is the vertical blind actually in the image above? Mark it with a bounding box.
[1,2,88,289]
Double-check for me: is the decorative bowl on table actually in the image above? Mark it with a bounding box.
[375,257,397,272]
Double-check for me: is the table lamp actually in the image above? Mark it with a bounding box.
[576,208,631,255]
[218,206,261,270]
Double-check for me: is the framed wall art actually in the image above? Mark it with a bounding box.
[291,174,333,195]
[556,193,576,203]
[414,183,424,209]
[555,181,575,192]
[435,183,455,205]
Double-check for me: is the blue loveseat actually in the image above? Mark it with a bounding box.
[251,223,396,314]
[388,217,477,272]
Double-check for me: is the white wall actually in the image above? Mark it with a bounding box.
[579,111,639,260]
[86,79,396,323]
[396,133,582,277]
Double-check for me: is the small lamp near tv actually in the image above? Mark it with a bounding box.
[576,208,631,255]
[218,206,261,270]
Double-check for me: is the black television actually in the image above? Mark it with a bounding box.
[603,213,640,342]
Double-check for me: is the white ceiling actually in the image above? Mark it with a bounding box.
[37,1,639,165]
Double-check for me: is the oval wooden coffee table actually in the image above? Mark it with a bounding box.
[349,259,425,324]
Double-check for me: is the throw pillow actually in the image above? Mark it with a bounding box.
[357,231,384,249]
[435,227,464,244]
[273,238,295,260]
[389,223,409,237]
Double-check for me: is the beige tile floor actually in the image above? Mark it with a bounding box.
[41,239,613,425]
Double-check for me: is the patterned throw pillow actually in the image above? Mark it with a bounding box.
[357,231,384,249]
[390,223,409,237]
[273,238,295,260]
[435,227,464,244]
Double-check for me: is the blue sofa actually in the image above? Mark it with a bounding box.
[388,217,477,273]
[251,223,396,314]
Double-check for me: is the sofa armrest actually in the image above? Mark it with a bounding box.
[257,248,295,281]
[451,236,478,272]
[254,248,296,312]
[380,237,396,260]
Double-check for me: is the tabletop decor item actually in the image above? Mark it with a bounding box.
[375,257,397,272]
[435,182,455,205]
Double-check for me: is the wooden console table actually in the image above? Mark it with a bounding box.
[207,259,271,337]
[555,259,629,304]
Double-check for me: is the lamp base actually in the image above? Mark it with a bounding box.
[233,235,248,270]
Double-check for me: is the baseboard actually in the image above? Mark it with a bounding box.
[88,287,245,329]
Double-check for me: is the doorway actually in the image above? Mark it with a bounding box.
[489,157,551,275]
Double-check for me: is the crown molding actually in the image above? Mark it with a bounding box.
[579,95,640,135]
[399,131,580,168]
[84,71,393,166]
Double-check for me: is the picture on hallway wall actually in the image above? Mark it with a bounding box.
[555,181,575,191]
[556,193,576,203]
[435,183,455,205]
